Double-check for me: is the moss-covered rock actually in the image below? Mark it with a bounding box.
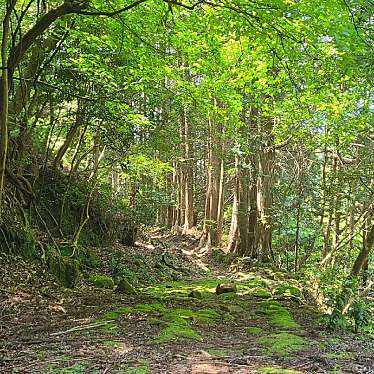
[273,284,302,299]
[257,300,300,329]
[47,251,79,288]
[88,275,115,289]
[115,278,136,294]
[155,317,203,343]
[188,290,203,299]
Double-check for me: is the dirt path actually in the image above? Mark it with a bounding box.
[1,238,373,374]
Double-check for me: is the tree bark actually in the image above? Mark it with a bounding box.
[182,107,194,233]
[0,1,16,213]
[200,111,224,247]
[351,223,374,277]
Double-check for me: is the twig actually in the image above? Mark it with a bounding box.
[49,320,115,336]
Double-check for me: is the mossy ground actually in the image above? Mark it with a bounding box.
[259,367,303,374]
[98,301,221,343]
[258,332,306,356]
[88,274,115,289]
[2,236,370,373]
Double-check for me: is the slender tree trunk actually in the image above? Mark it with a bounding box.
[227,155,240,253]
[53,100,84,169]
[256,139,274,262]
[247,159,258,257]
[351,222,374,277]
[182,107,194,234]
[227,153,250,255]
[294,149,304,271]
[0,1,16,214]
[321,157,338,265]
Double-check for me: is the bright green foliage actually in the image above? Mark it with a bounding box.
[258,332,306,356]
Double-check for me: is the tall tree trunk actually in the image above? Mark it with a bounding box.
[351,222,374,277]
[53,100,84,169]
[321,156,338,265]
[256,136,274,262]
[0,1,16,214]
[182,107,194,234]
[200,112,224,247]
[227,153,251,255]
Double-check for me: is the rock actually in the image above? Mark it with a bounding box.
[216,283,237,295]
[115,278,137,294]
[188,290,203,299]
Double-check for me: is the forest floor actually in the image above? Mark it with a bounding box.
[1,234,373,374]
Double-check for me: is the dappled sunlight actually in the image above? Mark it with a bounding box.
[1,0,372,371]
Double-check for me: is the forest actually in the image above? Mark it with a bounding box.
[0,0,373,373]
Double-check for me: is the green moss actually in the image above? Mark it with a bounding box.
[325,370,344,374]
[206,348,231,357]
[99,303,220,342]
[260,300,282,308]
[46,251,79,288]
[167,308,220,325]
[103,340,116,347]
[258,332,305,356]
[323,351,354,360]
[252,289,272,298]
[121,366,149,374]
[143,279,226,299]
[218,292,238,300]
[269,310,300,329]
[155,318,203,343]
[223,313,235,321]
[258,367,303,374]
[257,300,300,329]
[246,326,263,334]
[133,303,167,314]
[88,275,114,289]
[98,322,118,333]
[226,304,244,314]
[147,317,168,326]
[244,279,269,289]
[273,284,302,298]
[188,290,203,298]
